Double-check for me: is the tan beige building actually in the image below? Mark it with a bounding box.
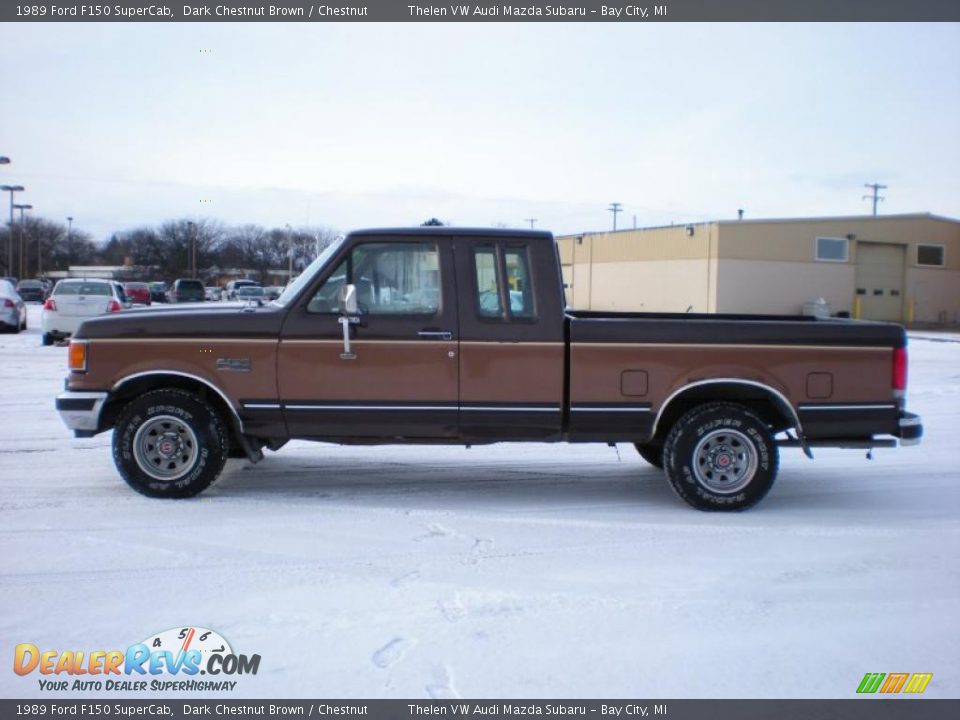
[557,213,960,325]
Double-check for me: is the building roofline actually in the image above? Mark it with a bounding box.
[716,212,960,226]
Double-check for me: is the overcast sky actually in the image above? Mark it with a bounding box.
[1,22,958,241]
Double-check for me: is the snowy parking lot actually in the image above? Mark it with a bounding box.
[1,304,958,699]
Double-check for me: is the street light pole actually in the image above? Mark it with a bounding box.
[1,184,25,276]
[14,203,32,280]
[66,216,74,268]
[286,224,294,282]
[187,221,196,277]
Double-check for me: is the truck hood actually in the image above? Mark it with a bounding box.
[74,302,286,340]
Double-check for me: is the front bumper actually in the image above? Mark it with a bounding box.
[897,411,923,446]
[56,391,109,438]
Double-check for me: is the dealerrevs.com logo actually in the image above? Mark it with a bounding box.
[13,626,261,692]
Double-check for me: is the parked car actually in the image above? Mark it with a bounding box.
[124,282,152,305]
[225,279,260,300]
[262,286,284,301]
[204,286,223,302]
[235,285,265,303]
[16,279,47,303]
[148,282,168,303]
[167,278,205,304]
[41,278,124,345]
[0,279,27,333]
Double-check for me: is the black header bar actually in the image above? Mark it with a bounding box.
[2,0,959,22]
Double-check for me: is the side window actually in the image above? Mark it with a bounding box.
[307,258,347,313]
[473,245,502,317]
[307,242,440,315]
[504,247,535,318]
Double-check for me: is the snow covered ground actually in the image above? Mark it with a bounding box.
[1,304,958,699]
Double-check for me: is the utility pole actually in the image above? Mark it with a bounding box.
[524,218,537,229]
[862,183,886,216]
[608,202,622,231]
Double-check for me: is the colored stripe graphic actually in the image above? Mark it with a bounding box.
[879,673,909,693]
[857,673,886,693]
[903,673,933,694]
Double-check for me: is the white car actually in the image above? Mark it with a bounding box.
[41,278,125,346]
[0,280,27,333]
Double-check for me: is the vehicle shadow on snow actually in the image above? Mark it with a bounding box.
[208,450,683,510]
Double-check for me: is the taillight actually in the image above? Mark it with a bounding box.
[43,298,57,311]
[107,300,122,313]
[68,341,88,372]
[892,346,908,392]
[2,298,13,309]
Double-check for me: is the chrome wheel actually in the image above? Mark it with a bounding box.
[692,428,758,494]
[133,414,199,481]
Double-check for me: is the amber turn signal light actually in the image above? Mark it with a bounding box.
[68,341,88,372]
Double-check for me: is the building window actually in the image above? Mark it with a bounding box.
[917,244,945,267]
[815,237,849,262]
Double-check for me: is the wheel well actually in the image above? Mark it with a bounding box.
[101,374,244,451]
[652,382,797,443]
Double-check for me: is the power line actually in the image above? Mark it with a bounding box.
[862,182,887,216]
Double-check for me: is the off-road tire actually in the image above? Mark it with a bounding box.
[663,402,778,511]
[634,442,664,469]
[113,388,228,498]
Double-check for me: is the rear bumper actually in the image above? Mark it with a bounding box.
[897,411,923,446]
[56,391,109,437]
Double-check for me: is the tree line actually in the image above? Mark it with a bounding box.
[0,216,340,284]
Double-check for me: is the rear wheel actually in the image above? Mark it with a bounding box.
[663,402,778,511]
[113,388,228,498]
[634,442,664,469]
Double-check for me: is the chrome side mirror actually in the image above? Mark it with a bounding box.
[338,284,358,316]
[337,284,359,360]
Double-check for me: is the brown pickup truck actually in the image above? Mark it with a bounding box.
[56,228,922,510]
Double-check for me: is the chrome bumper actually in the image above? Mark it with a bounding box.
[55,391,109,437]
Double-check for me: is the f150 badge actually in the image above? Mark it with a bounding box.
[216,358,250,372]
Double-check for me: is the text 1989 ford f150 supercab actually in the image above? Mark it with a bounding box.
[56,228,922,510]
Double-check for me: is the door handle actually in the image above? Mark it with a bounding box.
[417,330,453,341]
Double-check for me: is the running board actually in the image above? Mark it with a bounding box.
[778,438,897,450]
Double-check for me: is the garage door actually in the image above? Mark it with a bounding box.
[855,242,905,322]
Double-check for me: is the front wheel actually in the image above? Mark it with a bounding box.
[113,388,229,498]
[663,402,778,511]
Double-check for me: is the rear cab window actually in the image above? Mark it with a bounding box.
[471,243,536,321]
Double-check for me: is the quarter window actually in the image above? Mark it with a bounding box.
[815,237,849,262]
[917,244,945,267]
[504,247,535,318]
[473,246,502,318]
[307,242,440,315]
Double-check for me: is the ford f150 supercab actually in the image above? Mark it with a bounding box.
[56,228,922,510]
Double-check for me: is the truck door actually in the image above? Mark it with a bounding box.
[453,235,565,440]
[277,235,459,438]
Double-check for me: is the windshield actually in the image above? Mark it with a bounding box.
[274,236,347,307]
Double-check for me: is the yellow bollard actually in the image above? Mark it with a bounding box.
[853,295,861,320]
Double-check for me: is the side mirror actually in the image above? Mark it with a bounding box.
[338,283,358,316]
